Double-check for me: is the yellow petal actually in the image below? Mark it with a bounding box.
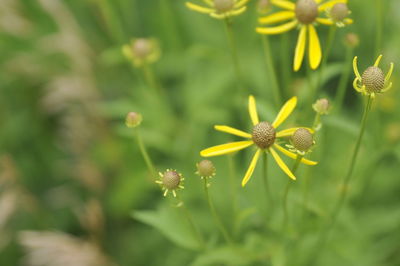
[374,54,382,67]
[385,63,394,82]
[276,127,315,138]
[228,6,247,16]
[272,96,297,128]
[256,20,298,35]
[353,56,361,80]
[316,17,334,25]
[200,141,253,157]
[258,11,295,25]
[248,95,259,126]
[270,148,296,180]
[294,25,307,71]
[271,0,295,10]
[308,24,322,70]
[273,144,318,166]
[241,149,262,187]
[214,125,252,138]
[318,0,347,12]
[344,18,353,25]
[235,0,250,8]
[185,2,214,14]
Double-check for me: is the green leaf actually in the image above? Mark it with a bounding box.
[132,203,201,250]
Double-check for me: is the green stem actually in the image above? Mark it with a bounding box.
[280,34,291,97]
[228,155,237,219]
[334,46,354,112]
[203,178,233,245]
[312,113,321,131]
[223,19,244,91]
[142,63,162,96]
[177,194,206,250]
[262,153,273,204]
[375,0,383,57]
[261,35,282,106]
[134,129,157,178]
[316,26,337,91]
[308,96,373,266]
[282,155,302,229]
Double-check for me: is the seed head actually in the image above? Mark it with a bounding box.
[291,128,313,152]
[214,0,234,12]
[161,170,182,190]
[125,112,142,128]
[362,66,385,93]
[196,160,216,178]
[330,3,349,22]
[257,0,271,14]
[295,0,318,24]
[132,39,152,59]
[252,122,276,149]
[344,33,359,48]
[312,98,330,114]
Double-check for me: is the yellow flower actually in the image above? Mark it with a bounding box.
[185,0,249,19]
[200,95,317,187]
[256,0,349,71]
[122,38,160,67]
[325,2,353,27]
[353,54,394,99]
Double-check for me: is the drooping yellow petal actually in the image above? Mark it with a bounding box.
[256,20,298,35]
[294,25,307,71]
[316,17,334,25]
[228,6,247,16]
[385,63,394,82]
[353,56,361,80]
[214,125,252,138]
[248,95,259,126]
[318,0,347,12]
[258,11,295,25]
[353,78,363,93]
[235,0,250,8]
[308,24,322,70]
[241,149,262,187]
[344,18,353,25]
[270,148,296,180]
[374,54,383,67]
[185,2,214,14]
[200,141,254,157]
[272,96,297,128]
[273,144,318,165]
[276,127,315,138]
[271,0,295,10]
[201,0,213,6]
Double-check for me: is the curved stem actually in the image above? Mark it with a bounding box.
[282,155,302,229]
[203,178,233,245]
[334,46,354,112]
[177,194,206,250]
[223,18,244,91]
[134,129,157,178]
[261,35,282,106]
[316,26,337,91]
[308,95,373,266]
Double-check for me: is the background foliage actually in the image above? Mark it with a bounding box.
[0,0,399,265]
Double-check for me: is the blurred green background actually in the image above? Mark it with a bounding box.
[0,0,399,265]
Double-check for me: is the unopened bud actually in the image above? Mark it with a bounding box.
[125,112,142,128]
[313,98,330,114]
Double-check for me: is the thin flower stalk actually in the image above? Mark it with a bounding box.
[134,129,157,179]
[261,35,282,106]
[203,177,233,244]
[176,194,206,250]
[334,45,354,111]
[224,18,244,90]
[316,26,337,91]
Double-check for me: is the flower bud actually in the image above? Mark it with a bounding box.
[214,0,234,12]
[257,0,271,14]
[291,128,314,152]
[125,112,142,128]
[196,160,216,178]
[312,98,330,115]
[344,33,359,48]
[132,38,152,59]
[330,3,350,22]
[362,66,385,93]
[161,170,182,190]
